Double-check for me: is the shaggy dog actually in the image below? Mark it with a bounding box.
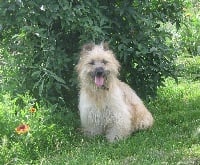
[76,42,154,142]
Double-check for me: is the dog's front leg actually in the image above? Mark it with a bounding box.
[105,113,132,142]
[80,107,103,137]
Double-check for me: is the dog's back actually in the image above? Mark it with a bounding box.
[118,81,154,131]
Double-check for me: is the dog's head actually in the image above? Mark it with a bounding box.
[76,42,120,89]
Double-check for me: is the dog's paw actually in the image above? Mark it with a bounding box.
[106,127,131,142]
[106,134,120,142]
[83,128,103,137]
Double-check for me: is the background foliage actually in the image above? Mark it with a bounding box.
[178,0,200,56]
[0,0,184,107]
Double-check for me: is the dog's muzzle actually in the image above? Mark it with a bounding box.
[95,67,105,77]
[94,67,105,87]
[89,67,110,88]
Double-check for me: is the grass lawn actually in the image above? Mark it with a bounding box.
[0,55,200,165]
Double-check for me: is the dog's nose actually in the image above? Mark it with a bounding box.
[95,67,104,76]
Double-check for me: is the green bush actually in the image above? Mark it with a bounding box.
[0,1,184,105]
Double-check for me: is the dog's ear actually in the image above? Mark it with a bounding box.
[82,43,95,52]
[100,42,109,51]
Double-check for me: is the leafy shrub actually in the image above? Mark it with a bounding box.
[0,1,184,106]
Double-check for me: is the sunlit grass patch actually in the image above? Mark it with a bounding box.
[177,55,200,80]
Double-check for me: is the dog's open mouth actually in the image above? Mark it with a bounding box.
[95,76,104,87]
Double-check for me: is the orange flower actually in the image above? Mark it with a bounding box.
[29,107,36,113]
[15,124,30,134]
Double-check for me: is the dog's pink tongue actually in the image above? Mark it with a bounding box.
[95,76,104,87]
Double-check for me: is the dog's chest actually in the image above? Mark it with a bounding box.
[88,105,114,126]
[79,87,127,126]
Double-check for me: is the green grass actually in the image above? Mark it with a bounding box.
[0,56,200,165]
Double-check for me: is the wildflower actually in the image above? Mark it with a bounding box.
[185,13,191,17]
[29,107,36,113]
[15,124,30,134]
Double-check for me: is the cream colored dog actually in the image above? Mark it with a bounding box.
[76,42,153,142]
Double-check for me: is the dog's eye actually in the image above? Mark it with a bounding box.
[102,59,108,64]
[89,60,95,65]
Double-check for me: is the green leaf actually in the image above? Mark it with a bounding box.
[39,79,44,97]
[31,71,41,78]
[43,69,66,84]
